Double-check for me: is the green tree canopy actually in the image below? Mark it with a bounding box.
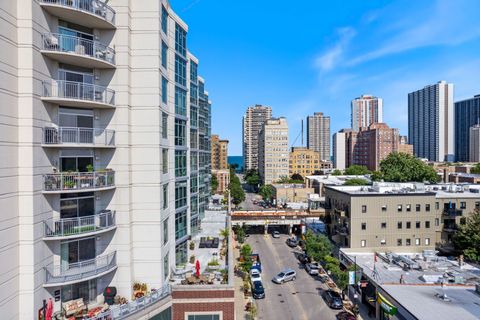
[331,169,343,176]
[378,152,439,183]
[304,231,333,262]
[453,210,480,262]
[211,174,218,194]
[470,163,480,174]
[345,165,371,175]
[290,173,304,183]
[230,183,245,205]
[259,184,275,201]
[245,170,260,189]
[344,178,370,186]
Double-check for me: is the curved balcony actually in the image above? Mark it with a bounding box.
[44,251,117,287]
[39,0,115,29]
[41,33,115,68]
[43,210,116,240]
[42,80,115,109]
[43,127,115,148]
[43,171,115,194]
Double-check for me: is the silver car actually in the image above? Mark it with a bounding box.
[272,269,296,284]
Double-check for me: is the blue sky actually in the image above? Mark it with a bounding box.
[172,0,480,155]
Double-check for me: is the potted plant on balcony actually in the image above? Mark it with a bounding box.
[86,164,94,172]
[189,241,195,250]
[189,255,195,264]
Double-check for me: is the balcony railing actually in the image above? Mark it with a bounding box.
[43,127,115,146]
[85,285,171,320]
[43,171,115,192]
[443,208,463,217]
[39,0,115,26]
[44,251,116,285]
[42,80,115,106]
[42,33,115,65]
[44,210,115,238]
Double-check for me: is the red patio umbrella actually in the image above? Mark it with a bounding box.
[45,298,53,320]
[195,260,200,278]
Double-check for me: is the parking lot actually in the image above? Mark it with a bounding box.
[245,233,343,320]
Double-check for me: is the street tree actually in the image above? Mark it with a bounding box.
[344,178,370,186]
[211,174,218,194]
[259,184,275,201]
[378,152,439,183]
[344,165,370,175]
[453,210,480,262]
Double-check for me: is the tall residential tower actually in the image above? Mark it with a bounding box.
[351,95,383,131]
[306,112,331,160]
[258,118,289,184]
[242,105,272,171]
[455,95,480,162]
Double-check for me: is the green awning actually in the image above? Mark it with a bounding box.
[377,292,398,315]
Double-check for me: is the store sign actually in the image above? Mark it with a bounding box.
[377,293,398,315]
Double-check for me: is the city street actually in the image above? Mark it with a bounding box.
[246,233,341,320]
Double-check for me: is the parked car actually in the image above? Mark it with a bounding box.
[272,269,296,284]
[297,253,311,264]
[252,280,265,299]
[336,311,356,320]
[250,268,262,283]
[286,237,298,247]
[305,262,320,275]
[323,290,343,309]
[272,231,280,238]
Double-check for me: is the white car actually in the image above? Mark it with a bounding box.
[272,231,280,238]
[250,268,262,283]
[305,262,320,275]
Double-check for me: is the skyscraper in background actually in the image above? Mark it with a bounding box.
[306,112,331,160]
[469,125,480,162]
[408,81,454,162]
[351,94,383,131]
[242,105,272,171]
[455,95,480,162]
[333,129,353,170]
[258,118,289,184]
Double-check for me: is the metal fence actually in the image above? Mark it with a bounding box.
[44,210,115,238]
[44,251,117,284]
[42,80,115,106]
[39,0,115,25]
[43,127,115,146]
[43,171,115,192]
[42,33,115,64]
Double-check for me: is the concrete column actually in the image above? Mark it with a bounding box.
[264,225,268,234]
[289,224,293,235]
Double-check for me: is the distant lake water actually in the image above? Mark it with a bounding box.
[228,156,243,173]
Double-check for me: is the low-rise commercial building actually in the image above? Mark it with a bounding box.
[289,147,332,178]
[272,183,315,204]
[305,174,371,196]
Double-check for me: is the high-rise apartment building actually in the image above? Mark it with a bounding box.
[455,95,480,162]
[346,123,400,171]
[258,118,289,184]
[211,134,229,170]
[408,81,454,162]
[306,112,330,160]
[289,147,332,177]
[469,125,480,162]
[242,105,272,171]
[0,1,212,318]
[351,95,383,131]
[333,129,353,170]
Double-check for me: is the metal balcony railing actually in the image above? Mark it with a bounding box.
[43,127,115,146]
[44,251,116,285]
[43,171,115,192]
[44,210,115,238]
[39,0,115,25]
[42,80,115,106]
[42,33,115,64]
[443,208,463,217]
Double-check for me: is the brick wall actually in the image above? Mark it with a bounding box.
[172,288,235,320]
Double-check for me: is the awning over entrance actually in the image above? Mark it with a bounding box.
[377,292,398,315]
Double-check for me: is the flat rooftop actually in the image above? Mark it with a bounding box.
[306,175,371,185]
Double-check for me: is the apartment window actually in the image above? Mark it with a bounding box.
[190,60,198,82]
[190,175,198,193]
[416,204,421,212]
[162,149,168,174]
[190,195,198,214]
[190,106,198,127]
[460,217,466,225]
[415,238,420,246]
[61,279,97,304]
[175,24,187,57]
[397,204,402,212]
[175,181,187,209]
[406,204,411,212]
[397,221,402,229]
[435,218,439,226]
[174,87,187,116]
[381,205,387,211]
[361,205,367,213]
[381,222,387,229]
[406,221,411,229]
[174,119,186,146]
[162,184,168,209]
[476,202,480,210]
[187,315,220,320]
[175,210,187,240]
[425,238,430,246]
[361,223,366,230]
[161,41,168,68]
[163,218,169,245]
[190,151,198,171]
[190,84,198,105]
[175,240,187,265]
[397,239,402,246]
[175,150,187,177]
[380,239,386,246]
[361,240,366,247]
[425,221,430,229]
[161,6,168,33]
[163,254,169,280]
[426,204,430,212]
[175,55,187,86]
[460,202,466,209]
[60,192,94,219]
[406,238,411,246]
[162,112,168,139]
[436,202,440,210]
[162,77,168,104]
[416,221,420,229]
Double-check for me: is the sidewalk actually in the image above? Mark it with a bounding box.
[232,238,251,320]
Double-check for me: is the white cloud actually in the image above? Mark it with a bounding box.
[315,27,356,71]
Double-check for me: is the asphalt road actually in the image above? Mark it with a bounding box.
[246,233,341,320]
[241,191,263,211]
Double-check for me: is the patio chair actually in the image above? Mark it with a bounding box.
[44,34,59,50]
